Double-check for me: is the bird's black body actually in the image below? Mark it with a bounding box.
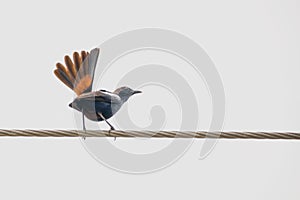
[69,90,121,121]
[70,95,115,121]
[70,88,141,121]
[54,48,141,131]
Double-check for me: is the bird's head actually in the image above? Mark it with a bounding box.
[114,86,142,102]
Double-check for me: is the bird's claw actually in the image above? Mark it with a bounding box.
[82,126,86,140]
[108,126,116,141]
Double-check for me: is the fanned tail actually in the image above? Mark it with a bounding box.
[54,48,100,96]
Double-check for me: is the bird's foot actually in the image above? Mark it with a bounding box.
[82,127,87,140]
[108,126,116,141]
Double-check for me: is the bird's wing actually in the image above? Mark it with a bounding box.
[54,48,100,96]
[76,90,121,104]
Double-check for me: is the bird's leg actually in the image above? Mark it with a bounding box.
[98,112,115,140]
[97,113,115,131]
[82,110,86,140]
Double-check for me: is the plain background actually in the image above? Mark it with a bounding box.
[0,0,300,199]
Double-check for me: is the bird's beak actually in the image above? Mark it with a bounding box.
[133,90,142,95]
[68,102,73,108]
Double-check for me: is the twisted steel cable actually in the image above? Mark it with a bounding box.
[0,129,299,139]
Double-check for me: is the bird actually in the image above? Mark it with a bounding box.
[54,48,142,132]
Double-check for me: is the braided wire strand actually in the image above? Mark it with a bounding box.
[0,129,299,139]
